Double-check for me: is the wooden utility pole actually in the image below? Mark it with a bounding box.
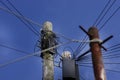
[40,21,57,80]
[88,27,106,80]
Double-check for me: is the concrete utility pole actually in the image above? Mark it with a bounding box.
[40,21,57,80]
[88,27,106,80]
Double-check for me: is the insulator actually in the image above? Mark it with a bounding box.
[62,51,71,58]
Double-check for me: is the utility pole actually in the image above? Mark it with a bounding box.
[88,27,106,80]
[76,26,113,80]
[40,21,58,80]
[77,26,113,80]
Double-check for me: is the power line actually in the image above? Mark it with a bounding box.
[77,47,120,62]
[107,43,120,49]
[102,45,120,58]
[104,49,120,56]
[80,74,86,80]
[79,65,120,73]
[0,51,40,68]
[0,6,42,28]
[103,48,120,56]
[104,55,120,59]
[93,0,112,26]
[0,41,74,68]
[106,46,120,52]
[73,35,88,58]
[99,6,120,31]
[96,0,117,26]
[78,50,120,62]
[104,62,120,64]
[76,50,91,61]
[0,43,29,54]
[79,52,120,61]
[73,40,84,57]
[0,1,39,36]
[5,0,40,35]
[102,43,120,56]
[79,62,120,65]
[76,38,88,56]
[55,32,73,41]
[106,69,120,73]
[0,38,90,68]
[76,0,115,60]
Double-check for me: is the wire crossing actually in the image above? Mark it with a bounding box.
[6,0,40,35]
[0,6,42,28]
[0,1,39,36]
[0,41,75,68]
[0,0,120,80]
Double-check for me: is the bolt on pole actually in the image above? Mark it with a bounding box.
[88,27,106,80]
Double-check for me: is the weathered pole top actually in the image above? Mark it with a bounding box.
[42,21,53,31]
[88,27,99,39]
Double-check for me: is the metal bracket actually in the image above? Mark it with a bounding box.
[90,38,103,43]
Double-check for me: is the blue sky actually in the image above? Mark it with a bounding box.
[0,0,120,80]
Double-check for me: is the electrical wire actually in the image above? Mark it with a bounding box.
[73,35,88,58]
[103,49,120,57]
[106,69,120,73]
[79,65,120,73]
[102,44,120,58]
[101,43,120,57]
[5,0,40,34]
[79,62,120,65]
[0,41,74,68]
[52,32,91,44]
[76,50,91,61]
[55,32,73,41]
[77,42,120,62]
[76,0,116,60]
[106,43,120,49]
[0,0,120,79]
[104,55,120,59]
[93,0,112,26]
[79,52,120,62]
[76,44,119,62]
[104,62,120,64]
[80,74,86,80]
[0,1,39,36]
[0,6,42,27]
[78,51,120,62]
[99,6,120,31]
[96,0,117,26]
[56,52,63,59]
[106,46,120,52]
[77,38,88,56]
[0,43,30,54]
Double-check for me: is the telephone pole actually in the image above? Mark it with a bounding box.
[40,21,58,80]
[88,27,106,80]
[77,26,113,80]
